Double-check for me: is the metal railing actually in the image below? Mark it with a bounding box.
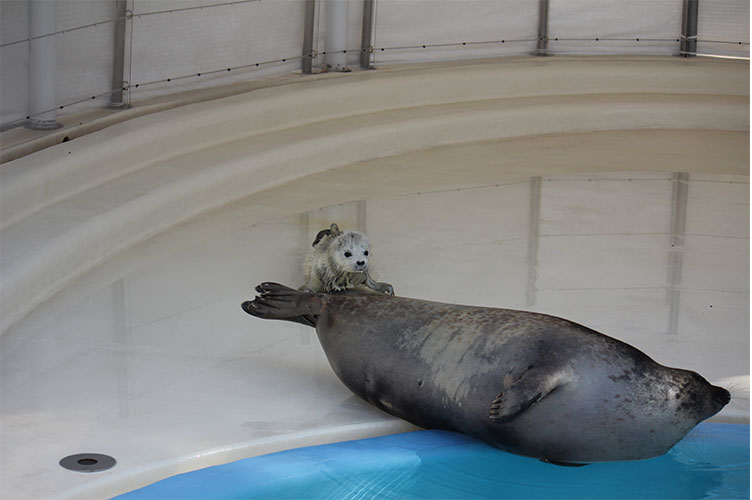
[1,0,748,133]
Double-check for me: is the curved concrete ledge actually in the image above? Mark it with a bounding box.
[2,56,748,229]
[55,420,418,500]
[1,56,749,334]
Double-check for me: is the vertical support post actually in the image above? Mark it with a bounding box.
[526,177,542,306]
[680,0,698,57]
[667,172,689,335]
[28,0,58,129]
[536,0,550,56]
[109,0,128,108]
[360,0,374,69]
[302,0,317,74]
[325,0,350,72]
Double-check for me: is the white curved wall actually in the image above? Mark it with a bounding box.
[0,56,749,334]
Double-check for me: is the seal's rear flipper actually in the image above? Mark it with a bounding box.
[241,301,317,327]
[241,282,325,327]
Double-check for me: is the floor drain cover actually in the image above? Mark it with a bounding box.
[59,453,116,473]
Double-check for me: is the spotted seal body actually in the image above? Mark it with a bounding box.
[242,283,730,464]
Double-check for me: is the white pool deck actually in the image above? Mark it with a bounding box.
[1,57,749,499]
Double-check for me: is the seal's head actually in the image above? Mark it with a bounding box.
[329,231,371,273]
[671,370,730,423]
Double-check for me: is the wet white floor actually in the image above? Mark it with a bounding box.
[1,161,748,498]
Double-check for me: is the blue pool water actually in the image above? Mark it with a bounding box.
[116,423,749,500]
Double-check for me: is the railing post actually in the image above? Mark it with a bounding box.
[302,0,317,74]
[679,0,698,57]
[536,0,550,56]
[28,0,58,129]
[360,0,374,69]
[109,0,128,108]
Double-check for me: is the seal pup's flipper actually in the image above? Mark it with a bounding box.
[311,223,342,247]
[489,366,569,423]
[241,282,327,327]
[364,273,394,296]
[311,228,332,247]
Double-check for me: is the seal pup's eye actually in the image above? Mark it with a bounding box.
[364,251,369,256]
[344,251,352,258]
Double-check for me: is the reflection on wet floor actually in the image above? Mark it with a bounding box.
[1,170,748,499]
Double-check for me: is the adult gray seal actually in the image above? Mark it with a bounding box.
[241,283,730,465]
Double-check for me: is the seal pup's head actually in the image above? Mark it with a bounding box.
[329,230,371,273]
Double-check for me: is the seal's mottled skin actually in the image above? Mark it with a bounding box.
[242,283,730,465]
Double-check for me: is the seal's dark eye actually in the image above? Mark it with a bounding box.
[344,251,352,258]
[364,251,369,256]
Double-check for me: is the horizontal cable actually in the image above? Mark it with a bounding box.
[549,36,749,46]
[697,39,750,45]
[0,52,303,130]
[3,33,749,129]
[372,36,749,50]
[551,37,678,42]
[374,39,538,52]
[4,25,748,52]
[1,87,121,130]
[1,0,260,48]
[131,0,260,18]
[1,17,124,48]
[543,177,672,183]
[370,36,748,55]
[130,55,303,90]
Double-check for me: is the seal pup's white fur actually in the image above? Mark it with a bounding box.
[300,223,393,295]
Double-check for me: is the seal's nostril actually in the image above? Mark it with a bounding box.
[714,387,731,406]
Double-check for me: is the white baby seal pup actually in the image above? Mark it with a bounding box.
[300,223,394,295]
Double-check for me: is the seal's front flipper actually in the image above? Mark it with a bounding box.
[242,282,326,327]
[489,366,569,423]
[489,391,543,423]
